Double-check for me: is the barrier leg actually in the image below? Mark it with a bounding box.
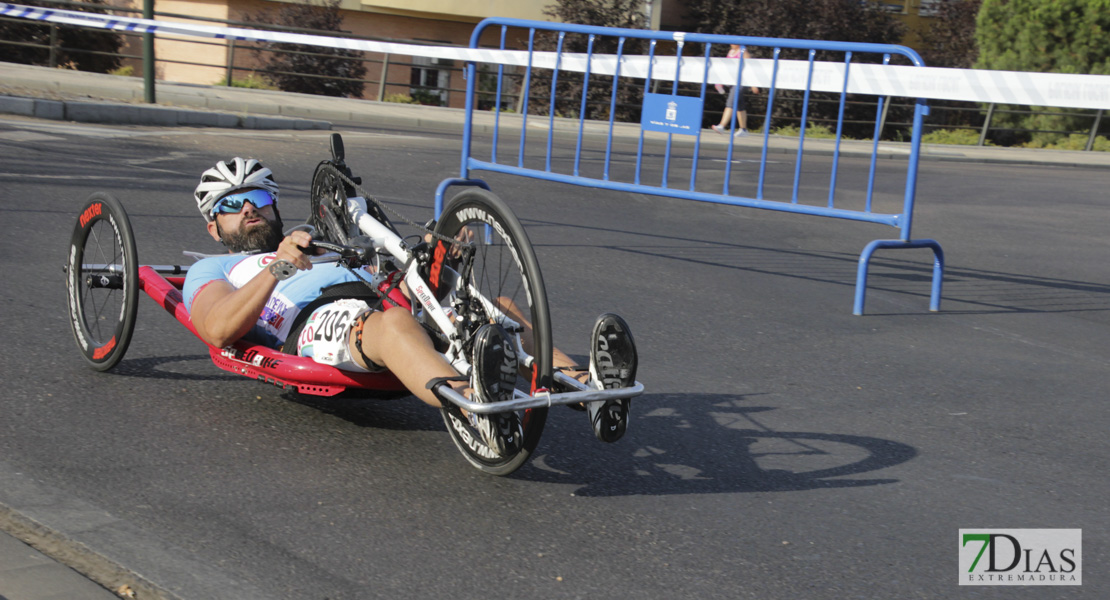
[434,177,490,219]
[854,239,944,316]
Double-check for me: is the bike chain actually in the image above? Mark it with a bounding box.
[319,162,481,342]
[320,162,465,248]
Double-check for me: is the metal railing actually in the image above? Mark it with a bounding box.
[0,0,498,107]
[2,1,1105,149]
[437,18,946,315]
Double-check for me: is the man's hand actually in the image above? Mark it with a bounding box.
[275,230,315,272]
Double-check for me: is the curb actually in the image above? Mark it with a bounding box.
[0,94,332,130]
[0,463,273,600]
[0,503,176,600]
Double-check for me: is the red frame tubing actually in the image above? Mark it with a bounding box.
[138,266,407,396]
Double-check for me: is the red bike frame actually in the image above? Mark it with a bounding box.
[138,266,407,396]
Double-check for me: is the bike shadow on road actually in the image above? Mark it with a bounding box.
[515,392,918,497]
[287,389,439,432]
[102,358,920,490]
[108,354,241,382]
[527,217,1110,316]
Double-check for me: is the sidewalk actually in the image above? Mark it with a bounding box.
[1,61,1107,168]
[0,530,121,600]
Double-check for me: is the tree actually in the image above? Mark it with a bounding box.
[247,0,366,98]
[976,0,1110,75]
[684,0,904,59]
[532,0,649,121]
[975,0,1110,143]
[684,0,906,136]
[918,0,983,130]
[919,0,982,69]
[0,0,123,73]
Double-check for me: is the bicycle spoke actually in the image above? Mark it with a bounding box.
[85,223,107,339]
[81,220,124,344]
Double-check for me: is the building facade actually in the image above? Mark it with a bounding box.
[124,0,939,107]
[120,0,692,108]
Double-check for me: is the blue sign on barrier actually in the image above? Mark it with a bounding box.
[641,93,703,136]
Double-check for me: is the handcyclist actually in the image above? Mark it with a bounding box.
[182,157,639,453]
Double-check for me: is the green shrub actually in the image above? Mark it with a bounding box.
[215,74,278,90]
[921,128,984,146]
[383,93,418,104]
[108,65,134,77]
[409,88,445,106]
[1022,133,1110,151]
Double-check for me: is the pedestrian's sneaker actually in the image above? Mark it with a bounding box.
[469,323,523,456]
[586,313,638,443]
[734,128,749,138]
[711,124,728,136]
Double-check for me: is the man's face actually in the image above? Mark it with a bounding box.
[206,195,283,253]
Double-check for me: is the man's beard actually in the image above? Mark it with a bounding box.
[217,216,284,253]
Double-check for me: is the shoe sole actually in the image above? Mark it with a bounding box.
[588,313,637,443]
[471,323,522,456]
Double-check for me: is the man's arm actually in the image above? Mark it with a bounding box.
[191,231,315,348]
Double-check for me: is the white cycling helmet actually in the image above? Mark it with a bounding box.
[194,157,279,222]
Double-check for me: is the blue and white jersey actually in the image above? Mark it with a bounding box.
[182,253,360,348]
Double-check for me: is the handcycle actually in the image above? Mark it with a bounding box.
[64,133,643,476]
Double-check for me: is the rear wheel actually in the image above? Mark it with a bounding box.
[65,192,138,371]
[434,188,552,475]
[309,160,353,245]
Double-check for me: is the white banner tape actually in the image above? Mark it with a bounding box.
[3,2,1109,110]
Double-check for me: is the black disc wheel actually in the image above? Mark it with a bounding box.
[309,160,353,245]
[65,192,138,371]
[434,188,552,476]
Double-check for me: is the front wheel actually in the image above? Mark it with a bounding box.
[434,188,552,476]
[65,192,139,371]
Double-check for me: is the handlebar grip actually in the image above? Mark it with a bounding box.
[330,133,345,163]
[305,240,370,267]
[305,240,341,255]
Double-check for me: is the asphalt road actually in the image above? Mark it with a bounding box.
[0,114,1106,599]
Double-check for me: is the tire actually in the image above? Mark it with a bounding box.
[309,160,353,245]
[434,188,553,476]
[65,193,139,371]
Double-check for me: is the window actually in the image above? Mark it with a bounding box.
[918,0,942,17]
[410,56,451,106]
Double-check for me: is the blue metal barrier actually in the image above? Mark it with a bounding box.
[434,18,944,315]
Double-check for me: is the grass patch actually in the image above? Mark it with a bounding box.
[921,128,984,146]
[216,74,277,90]
[769,123,848,140]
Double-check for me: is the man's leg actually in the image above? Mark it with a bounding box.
[493,296,581,379]
[347,308,463,407]
[348,309,521,456]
